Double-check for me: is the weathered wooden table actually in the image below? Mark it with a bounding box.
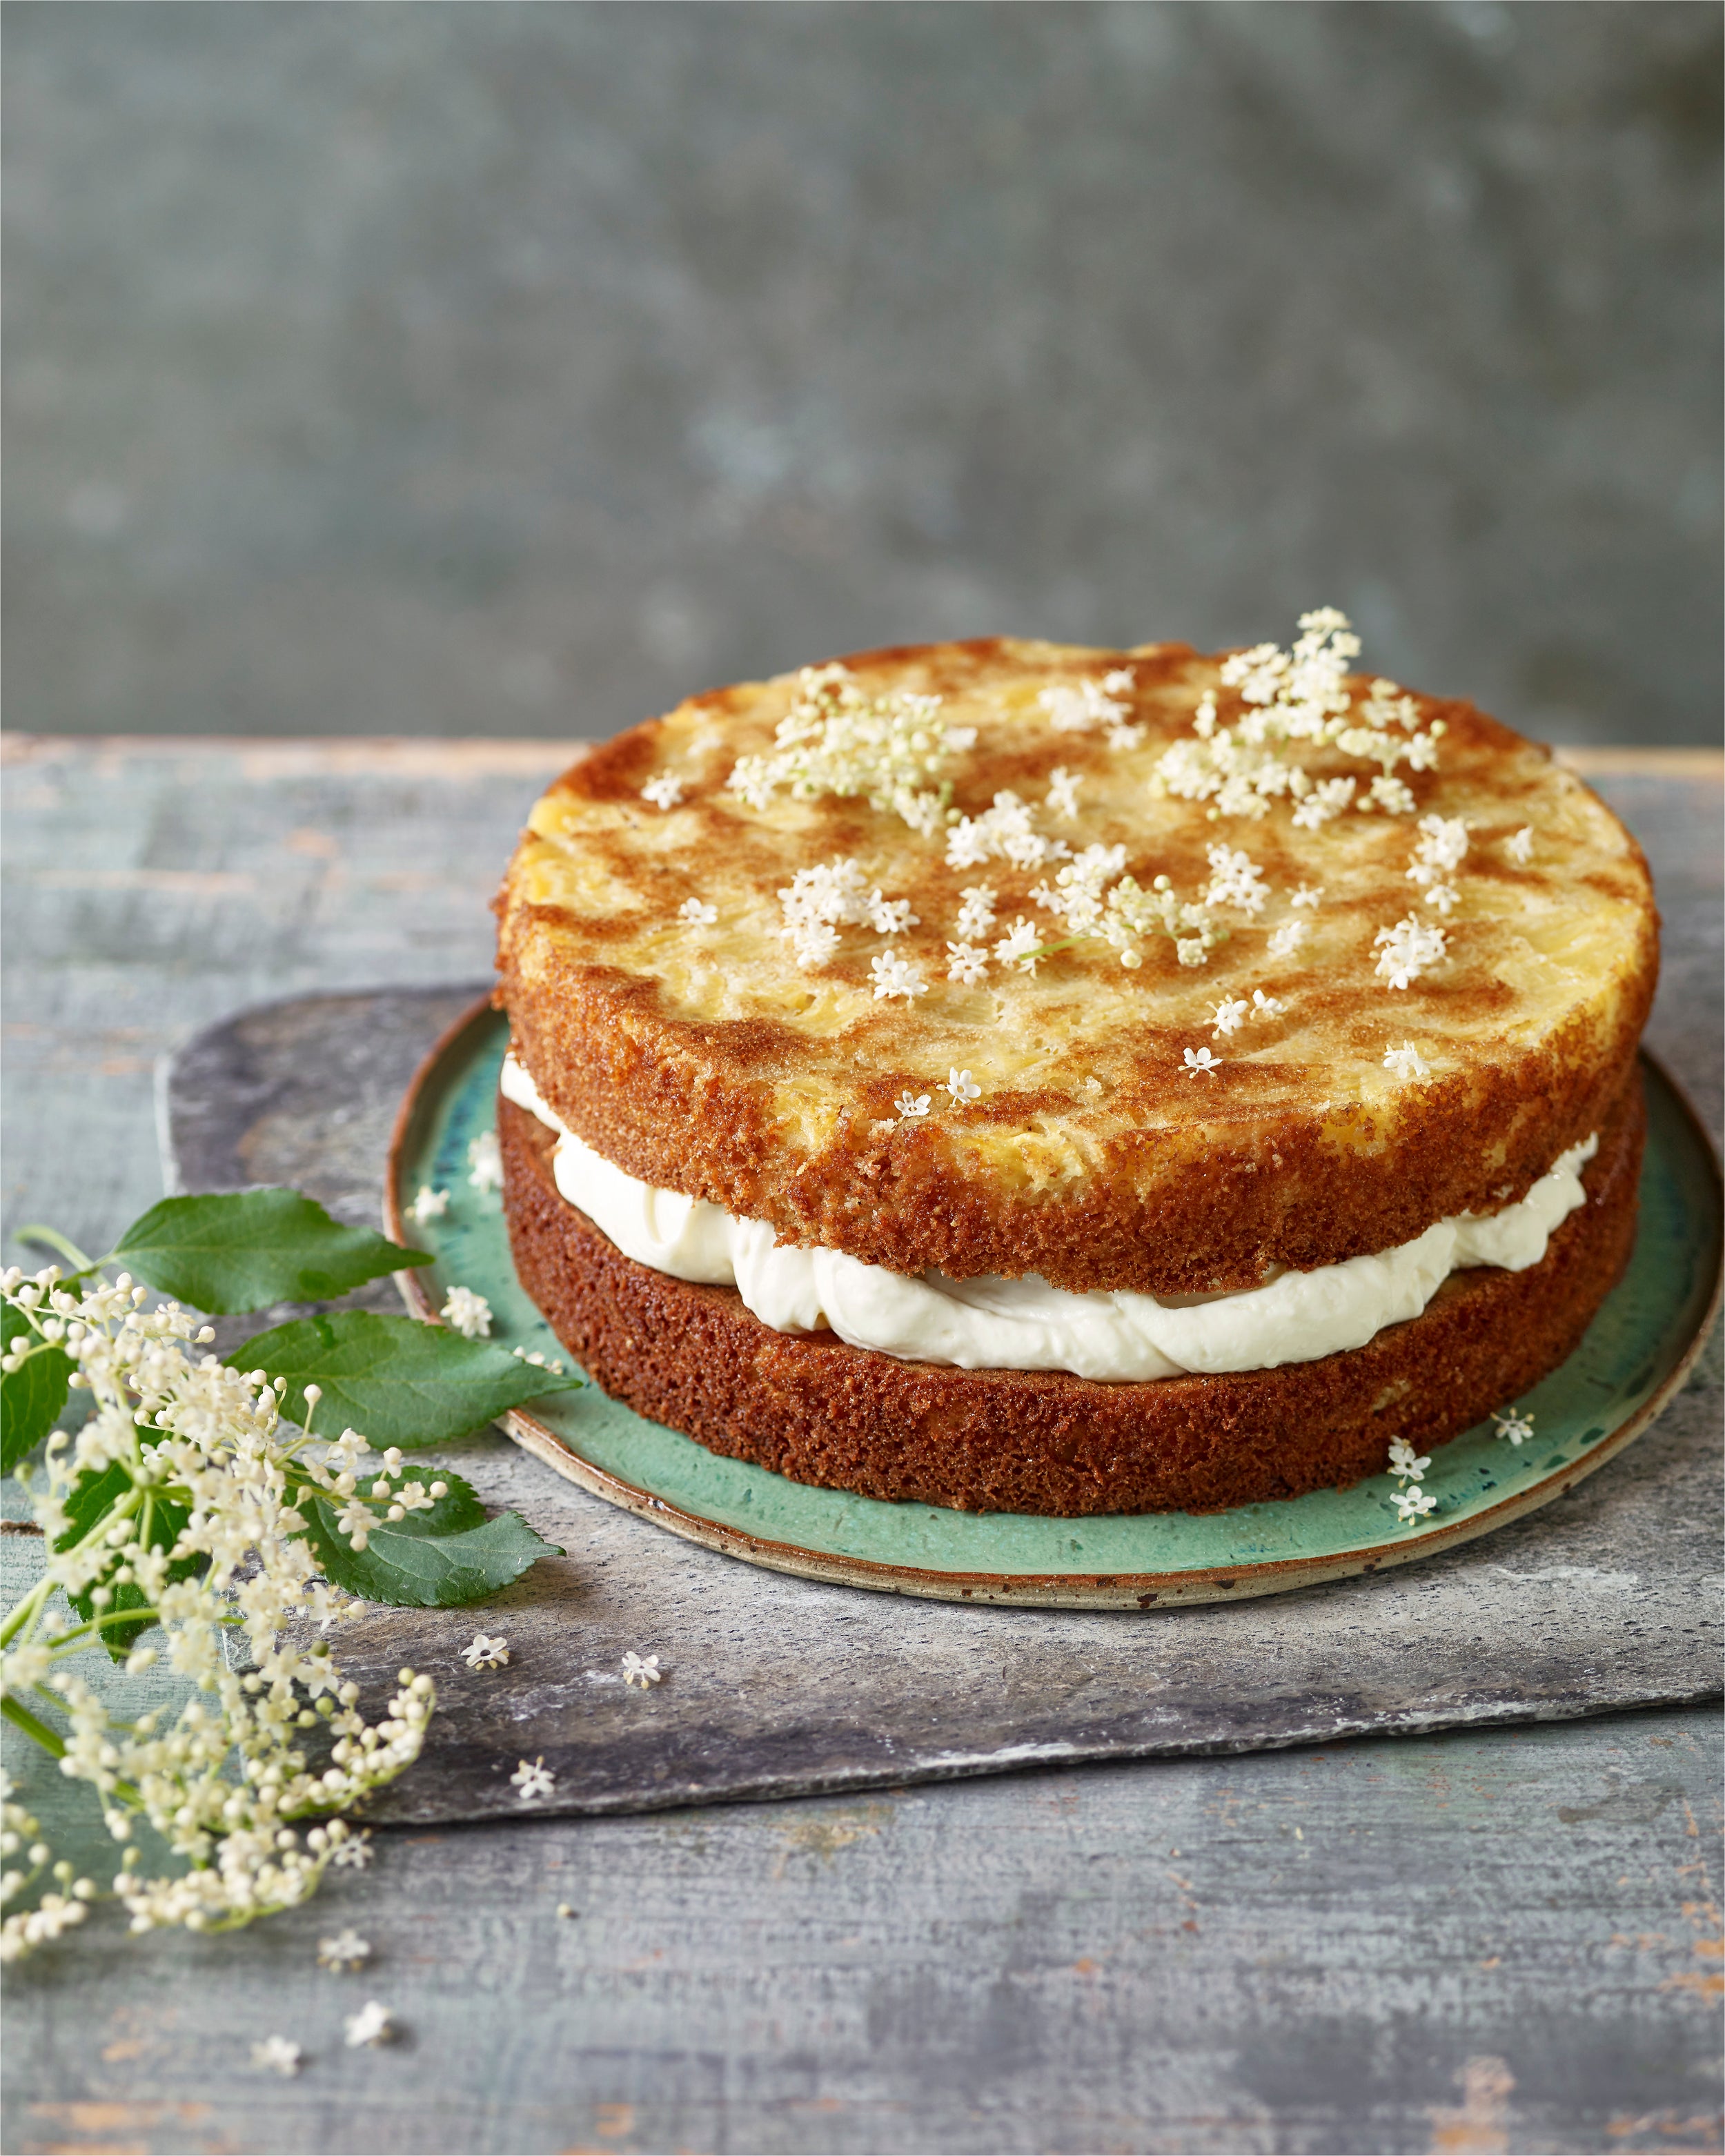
[3,738,1720,2156]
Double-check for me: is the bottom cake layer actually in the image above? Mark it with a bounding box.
[497,1074,1644,1517]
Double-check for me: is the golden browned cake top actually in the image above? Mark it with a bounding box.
[496,620,1657,1294]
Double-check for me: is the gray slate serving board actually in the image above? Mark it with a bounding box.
[162,987,1723,1824]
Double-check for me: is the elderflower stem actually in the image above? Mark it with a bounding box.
[8,1225,97,1272]
[1,1694,67,1759]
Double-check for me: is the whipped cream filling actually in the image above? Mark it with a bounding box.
[500,1054,1596,1383]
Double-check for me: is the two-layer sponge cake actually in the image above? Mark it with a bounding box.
[493,614,1657,1515]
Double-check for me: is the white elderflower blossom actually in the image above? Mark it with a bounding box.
[511,1757,556,1801]
[777,858,918,974]
[1209,998,1249,1039]
[462,1634,509,1670]
[467,1131,503,1194]
[1153,613,1444,827]
[945,942,990,987]
[1505,826,1535,866]
[993,918,1045,975]
[953,885,998,941]
[1290,777,1358,831]
[1183,1047,1221,1075]
[1383,1041,1431,1082]
[1026,849,1223,973]
[1408,811,1469,911]
[1387,1438,1431,1487]
[344,2000,395,2048]
[621,1652,663,1689]
[251,2036,304,2076]
[943,1069,983,1105]
[868,951,929,1003]
[640,773,684,811]
[1392,1487,1437,1525]
[1492,1407,1535,1447]
[1267,920,1308,961]
[1373,916,1448,991]
[440,1286,493,1341]
[407,1186,449,1226]
[946,790,1069,873]
[867,893,919,937]
[1045,767,1083,818]
[677,898,718,927]
[1203,846,1270,916]
[727,663,967,835]
[1250,990,1285,1019]
[317,1927,371,1972]
[1290,884,1323,908]
[895,1092,931,1120]
[1039,670,1141,749]
[0,1263,437,1964]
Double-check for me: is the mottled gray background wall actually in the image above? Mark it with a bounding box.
[3,1,1719,744]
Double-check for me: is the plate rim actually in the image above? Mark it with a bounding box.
[384,997,1723,1610]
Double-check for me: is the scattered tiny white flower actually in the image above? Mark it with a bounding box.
[622,1652,663,1690]
[331,1831,373,1871]
[677,898,718,927]
[1046,767,1083,818]
[1209,998,1250,1039]
[1290,885,1324,908]
[1505,826,1535,866]
[640,773,684,810]
[1392,1487,1437,1524]
[895,1093,931,1120]
[1373,915,1447,991]
[1492,1407,1536,1447]
[953,885,998,941]
[1203,845,1270,916]
[1423,882,1461,917]
[555,1901,576,1919]
[945,942,991,987]
[462,1633,509,1671]
[867,892,919,937]
[251,2036,303,2076]
[440,1286,492,1340]
[317,1927,371,1972]
[943,1068,983,1105]
[1250,990,1285,1019]
[408,1185,450,1225]
[467,1131,503,1193]
[344,2000,395,2048]
[1267,920,1308,961]
[511,1757,556,1801]
[1387,1438,1432,1487]
[993,918,1045,974]
[1383,1041,1431,1082]
[868,951,929,1003]
[1183,1047,1221,1075]
[1040,673,1140,748]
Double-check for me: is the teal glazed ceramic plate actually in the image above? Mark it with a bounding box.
[384,1003,1722,1610]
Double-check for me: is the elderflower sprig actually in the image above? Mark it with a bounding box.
[728,663,972,837]
[1152,609,1445,825]
[0,1185,569,1961]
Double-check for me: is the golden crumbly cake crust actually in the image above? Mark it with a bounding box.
[499,1074,1643,1518]
[496,638,1657,1296]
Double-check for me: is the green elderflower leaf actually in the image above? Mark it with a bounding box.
[112,1189,430,1314]
[1,1303,75,1474]
[235,1311,582,1448]
[55,1455,205,1662]
[294,1464,560,1609]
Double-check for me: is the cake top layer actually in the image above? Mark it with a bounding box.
[495,619,1657,1294]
